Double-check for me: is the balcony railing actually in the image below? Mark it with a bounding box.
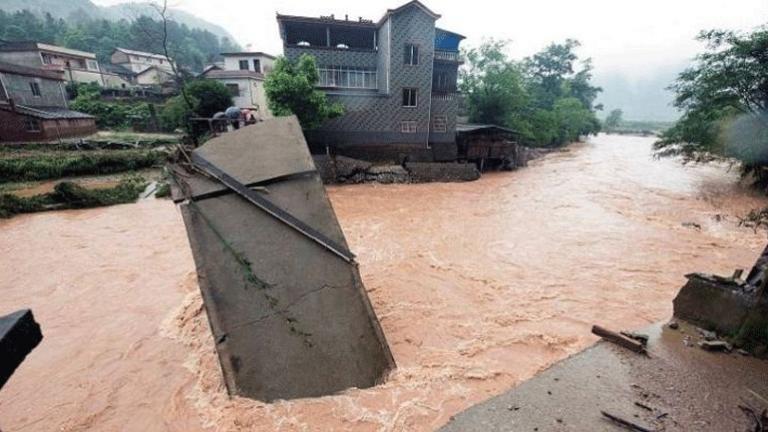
[434,50,461,63]
[317,67,378,89]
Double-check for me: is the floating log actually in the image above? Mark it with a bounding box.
[592,325,646,354]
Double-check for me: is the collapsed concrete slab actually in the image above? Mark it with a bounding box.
[0,309,42,389]
[170,116,395,401]
[674,244,767,335]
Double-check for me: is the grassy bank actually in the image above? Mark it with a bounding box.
[0,150,166,183]
[0,177,148,218]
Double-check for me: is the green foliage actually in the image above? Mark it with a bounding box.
[655,25,768,189]
[0,177,147,218]
[264,55,344,130]
[0,150,165,183]
[461,39,602,147]
[158,79,230,130]
[70,87,153,130]
[0,9,239,72]
[604,109,624,131]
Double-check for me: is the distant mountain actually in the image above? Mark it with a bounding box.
[594,65,684,122]
[0,0,236,42]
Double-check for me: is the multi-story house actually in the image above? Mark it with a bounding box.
[200,51,275,119]
[277,0,464,161]
[110,48,176,86]
[0,62,96,142]
[0,41,112,87]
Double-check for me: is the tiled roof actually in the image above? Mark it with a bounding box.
[220,52,277,59]
[0,61,64,80]
[0,104,95,120]
[113,47,172,61]
[0,41,96,59]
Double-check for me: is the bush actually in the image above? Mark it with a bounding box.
[0,177,147,218]
[159,79,232,131]
[69,83,153,130]
[0,150,165,182]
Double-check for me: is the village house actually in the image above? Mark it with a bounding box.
[0,41,129,88]
[200,51,276,119]
[110,47,176,86]
[0,62,96,142]
[276,0,464,161]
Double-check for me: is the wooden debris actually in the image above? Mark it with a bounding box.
[601,411,655,432]
[592,325,647,354]
[698,340,732,352]
[634,401,654,411]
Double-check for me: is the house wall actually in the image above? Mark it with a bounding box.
[223,56,275,74]
[214,76,272,118]
[113,51,174,74]
[0,51,43,68]
[0,72,66,107]
[135,68,173,85]
[101,73,132,88]
[0,109,96,142]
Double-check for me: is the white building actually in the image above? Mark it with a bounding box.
[200,52,276,119]
[110,48,175,86]
[0,41,126,87]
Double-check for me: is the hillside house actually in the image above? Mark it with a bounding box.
[277,0,464,161]
[110,48,176,86]
[200,52,276,119]
[0,62,96,142]
[0,41,122,87]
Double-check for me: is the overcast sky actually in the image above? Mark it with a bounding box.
[93,0,767,120]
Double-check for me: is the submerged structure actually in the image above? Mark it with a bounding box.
[170,116,394,401]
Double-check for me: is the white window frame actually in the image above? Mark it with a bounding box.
[400,120,417,133]
[402,88,418,107]
[404,43,419,66]
[317,66,377,89]
[432,115,448,133]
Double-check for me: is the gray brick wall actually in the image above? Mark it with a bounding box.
[0,73,66,107]
[281,3,460,157]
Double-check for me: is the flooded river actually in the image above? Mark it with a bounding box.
[0,134,766,431]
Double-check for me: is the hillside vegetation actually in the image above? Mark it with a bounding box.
[0,9,239,72]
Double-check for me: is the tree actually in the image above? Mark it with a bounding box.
[460,39,531,135]
[655,26,768,188]
[264,54,344,130]
[604,109,624,131]
[159,79,232,130]
[460,38,602,147]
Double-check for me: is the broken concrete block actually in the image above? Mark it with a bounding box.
[0,309,42,389]
[170,116,394,402]
[673,273,757,335]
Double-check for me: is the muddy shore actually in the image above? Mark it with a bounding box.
[0,134,766,431]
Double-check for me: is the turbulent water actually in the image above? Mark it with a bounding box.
[0,134,765,431]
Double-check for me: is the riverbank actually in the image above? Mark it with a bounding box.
[0,134,765,431]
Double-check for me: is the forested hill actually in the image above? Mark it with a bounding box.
[0,2,240,72]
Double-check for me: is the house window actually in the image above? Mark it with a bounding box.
[404,44,419,65]
[41,54,52,65]
[253,59,261,73]
[239,60,249,70]
[317,67,377,89]
[400,121,417,133]
[432,115,447,133]
[86,60,99,71]
[226,83,240,96]
[402,88,418,107]
[29,82,41,97]
[24,117,41,132]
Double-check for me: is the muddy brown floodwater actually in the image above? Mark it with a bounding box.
[0,134,766,431]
